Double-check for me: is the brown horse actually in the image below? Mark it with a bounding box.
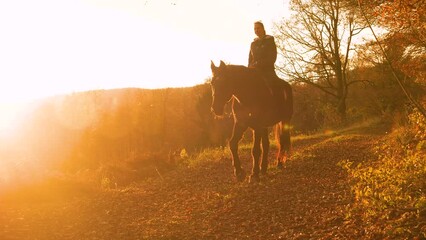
[210,60,293,182]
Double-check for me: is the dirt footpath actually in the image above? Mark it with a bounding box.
[0,126,384,239]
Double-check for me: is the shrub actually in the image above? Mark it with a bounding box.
[342,110,426,238]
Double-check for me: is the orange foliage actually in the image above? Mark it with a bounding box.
[369,0,426,83]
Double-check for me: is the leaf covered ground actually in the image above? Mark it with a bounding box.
[0,122,390,239]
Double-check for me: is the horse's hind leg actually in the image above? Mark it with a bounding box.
[249,129,262,183]
[260,128,270,175]
[276,121,291,169]
[230,123,247,181]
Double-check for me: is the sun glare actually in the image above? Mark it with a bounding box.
[0,0,290,106]
[0,103,27,139]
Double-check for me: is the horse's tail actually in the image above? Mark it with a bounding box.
[275,121,291,152]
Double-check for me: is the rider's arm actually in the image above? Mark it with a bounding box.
[260,36,277,69]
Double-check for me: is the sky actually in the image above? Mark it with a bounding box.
[0,0,290,135]
[0,0,290,103]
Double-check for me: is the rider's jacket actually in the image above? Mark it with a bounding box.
[248,35,277,73]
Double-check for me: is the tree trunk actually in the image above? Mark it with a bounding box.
[337,97,347,122]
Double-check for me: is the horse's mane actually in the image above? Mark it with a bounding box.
[224,64,252,73]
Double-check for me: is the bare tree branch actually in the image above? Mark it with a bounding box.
[274,0,368,119]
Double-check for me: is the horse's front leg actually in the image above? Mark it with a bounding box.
[229,123,247,182]
[260,128,270,175]
[249,128,263,183]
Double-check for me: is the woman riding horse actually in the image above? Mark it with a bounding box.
[209,21,293,182]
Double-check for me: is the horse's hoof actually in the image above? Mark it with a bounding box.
[260,168,267,175]
[277,162,284,170]
[249,174,260,184]
[235,169,246,182]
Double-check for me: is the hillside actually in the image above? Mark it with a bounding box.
[0,85,233,185]
[0,121,396,239]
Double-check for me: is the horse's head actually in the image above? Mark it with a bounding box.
[210,60,234,116]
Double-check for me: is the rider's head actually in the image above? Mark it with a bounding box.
[254,21,266,38]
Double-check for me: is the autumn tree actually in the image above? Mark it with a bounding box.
[274,0,367,120]
[371,0,425,84]
[365,0,425,47]
[356,0,426,118]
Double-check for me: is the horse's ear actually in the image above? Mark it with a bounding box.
[219,60,226,68]
[211,60,217,71]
